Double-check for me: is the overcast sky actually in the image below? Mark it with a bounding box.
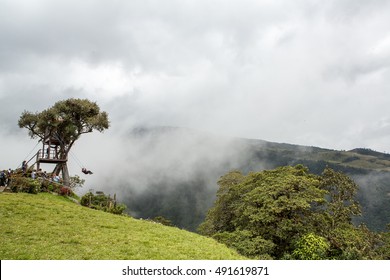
[1,0,390,173]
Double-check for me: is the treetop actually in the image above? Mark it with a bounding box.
[18,98,109,143]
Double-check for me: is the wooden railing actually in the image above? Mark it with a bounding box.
[25,151,39,167]
[36,149,67,162]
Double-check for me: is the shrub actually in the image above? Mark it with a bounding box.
[40,179,60,193]
[80,192,126,215]
[152,216,175,227]
[292,233,330,260]
[9,177,40,194]
[81,192,94,206]
[108,203,127,215]
[59,186,72,196]
[213,230,274,259]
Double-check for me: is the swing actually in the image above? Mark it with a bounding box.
[82,167,93,175]
[70,151,93,175]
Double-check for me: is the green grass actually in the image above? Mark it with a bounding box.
[0,192,245,260]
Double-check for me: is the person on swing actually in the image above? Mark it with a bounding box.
[82,167,93,175]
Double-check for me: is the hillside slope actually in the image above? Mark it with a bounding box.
[0,193,245,260]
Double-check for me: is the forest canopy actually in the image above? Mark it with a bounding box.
[199,165,388,260]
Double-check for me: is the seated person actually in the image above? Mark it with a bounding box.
[82,168,93,175]
[52,174,61,182]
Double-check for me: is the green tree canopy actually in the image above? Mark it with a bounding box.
[19,98,109,144]
[18,98,109,185]
[199,165,384,259]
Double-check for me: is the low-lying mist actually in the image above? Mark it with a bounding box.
[74,126,390,232]
[94,126,263,230]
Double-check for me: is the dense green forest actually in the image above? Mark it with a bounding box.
[199,165,390,260]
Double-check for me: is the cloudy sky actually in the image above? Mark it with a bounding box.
[1,0,390,173]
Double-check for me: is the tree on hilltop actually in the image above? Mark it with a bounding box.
[18,98,109,186]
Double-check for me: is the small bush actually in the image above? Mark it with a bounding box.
[59,186,72,196]
[152,216,175,227]
[40,179,59,193]
[81,192,94,206]
[108,204,127,215]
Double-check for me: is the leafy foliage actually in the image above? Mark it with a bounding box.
[291,233,330,260]
[81,192,126,215]
[376,225,390,259]
[213,230,274,259]
[8,171,77,197]
[199,165,386,259]
[18,98,109,142]
[8,176,40,194]
[319,167,361,226]
[40,178,61,193]
[69,175,85,190]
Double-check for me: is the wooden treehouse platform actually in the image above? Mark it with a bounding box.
[35,149,67,170]
[37,158,67,164]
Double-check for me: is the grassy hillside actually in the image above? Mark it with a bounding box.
[0,192,245,260]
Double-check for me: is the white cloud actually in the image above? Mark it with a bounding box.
[1,0,390,159]
[66,60,136,99]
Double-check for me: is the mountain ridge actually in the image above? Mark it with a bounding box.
[132,125,390,172]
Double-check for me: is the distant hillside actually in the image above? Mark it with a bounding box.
[130,126,390,173]
[112,126,390,232]
[235,137,390,174]
[0,193,245,260]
